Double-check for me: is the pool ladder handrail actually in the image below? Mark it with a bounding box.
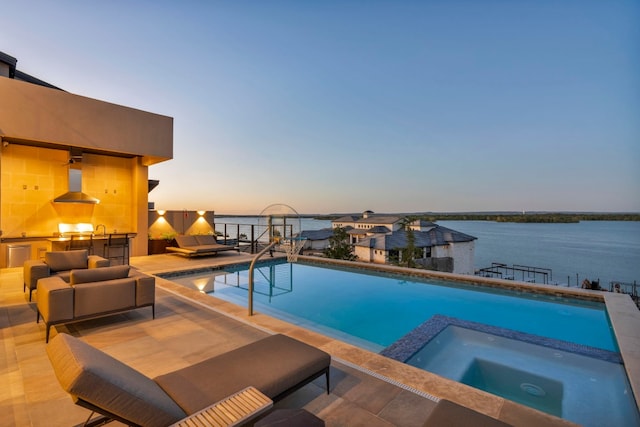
[248,241,278,316]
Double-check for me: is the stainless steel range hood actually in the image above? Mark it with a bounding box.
[53,151,100,204]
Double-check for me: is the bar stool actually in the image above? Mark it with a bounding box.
[104,233,130,265]
[68,235,93,254]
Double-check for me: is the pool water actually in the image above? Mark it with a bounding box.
[165,260,638,426]
[168,261,616,352]
[405,325,638,426]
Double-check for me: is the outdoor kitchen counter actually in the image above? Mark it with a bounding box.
[48,233,137,257]
[0,233,137,268]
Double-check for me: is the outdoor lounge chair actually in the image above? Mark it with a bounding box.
[166,234,239,257]
[47,333,331,427]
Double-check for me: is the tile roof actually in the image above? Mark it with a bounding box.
[333,215,360,222]
[355,225,476,250]
[355,215,399,225]
[299,229,334,240]
[367,225,391,233]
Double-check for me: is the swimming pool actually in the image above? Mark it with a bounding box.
[166,260,616,352]
[163,260,638,426]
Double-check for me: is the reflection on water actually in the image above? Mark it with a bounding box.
[181,263,294,303]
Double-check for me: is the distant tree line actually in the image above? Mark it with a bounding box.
[419,213,640,223]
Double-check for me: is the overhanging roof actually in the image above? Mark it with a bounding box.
[0,78,173,165]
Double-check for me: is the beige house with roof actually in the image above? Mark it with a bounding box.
[0,51,173,266]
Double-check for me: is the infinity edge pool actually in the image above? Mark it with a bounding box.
[152,255,640,425]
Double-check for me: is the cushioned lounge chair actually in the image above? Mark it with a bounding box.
[47,333,331,427]
[166,234,239,257]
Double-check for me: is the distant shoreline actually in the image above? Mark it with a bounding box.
[216,212,640,223]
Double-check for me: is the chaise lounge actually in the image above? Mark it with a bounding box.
[47,332,331,427]
[166,234,239,257]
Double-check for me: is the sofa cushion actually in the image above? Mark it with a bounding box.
[195,235,217,245]
[47,334,186,427]
[45,250,88,272]
[193,245,231,253]
[55,271,72,283]
[73,278,135,317]
[70,265,130,285]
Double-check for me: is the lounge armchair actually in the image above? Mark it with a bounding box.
[47,333,331,427]
[23,250,110,301]
[166,234,238,257]
[37,265,155,342]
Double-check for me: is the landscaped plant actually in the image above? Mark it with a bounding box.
[324,227,356,261]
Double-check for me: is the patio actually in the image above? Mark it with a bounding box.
[1,252,576,426]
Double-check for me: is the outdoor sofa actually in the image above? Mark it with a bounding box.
[37,264,155,342]
[47,332,331,427]
[166,234,239,257]
[23,249,110,301]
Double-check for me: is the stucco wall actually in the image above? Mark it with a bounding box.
[0,78,172,165]
[0,145,141,238]
[433,241,475,275]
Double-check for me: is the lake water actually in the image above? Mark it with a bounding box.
[438,220,640,287]
[215,217,640,287]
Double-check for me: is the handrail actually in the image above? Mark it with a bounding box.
[216,222,292,253]
[248,241,278,316]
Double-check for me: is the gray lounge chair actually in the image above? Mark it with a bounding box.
[47,333,331,427]
[166,234,239,257]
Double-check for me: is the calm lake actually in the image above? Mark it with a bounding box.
[215,217,640,288]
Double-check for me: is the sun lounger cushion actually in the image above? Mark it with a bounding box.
[175,234,199,247]
[154,334,331,414]
[47,334,187,427]
[191,244,231,253]
[195,234,218,245]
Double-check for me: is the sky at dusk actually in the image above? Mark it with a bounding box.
[3,1,639,214]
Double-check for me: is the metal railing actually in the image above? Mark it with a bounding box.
[248,241,278,315]
[215,222,294,254]
[476,262,552,284]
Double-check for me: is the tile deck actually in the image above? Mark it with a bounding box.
[4,251,634,426]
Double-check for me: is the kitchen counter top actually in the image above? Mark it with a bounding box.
[1,233,137,243]
[48,234,137,242]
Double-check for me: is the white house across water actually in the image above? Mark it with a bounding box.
[303,211,477,275]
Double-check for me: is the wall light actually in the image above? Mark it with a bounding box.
[157,210,166,216]
[197,210,206,216]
